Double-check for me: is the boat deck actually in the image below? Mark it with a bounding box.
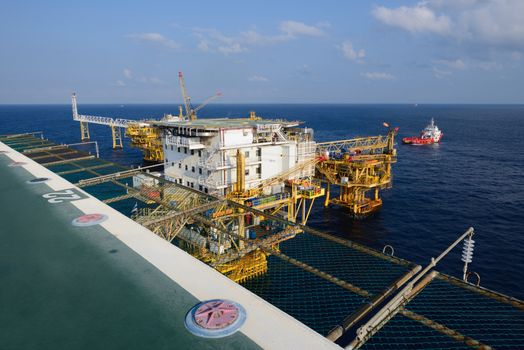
[2,133,523,349]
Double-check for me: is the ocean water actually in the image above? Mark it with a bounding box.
[1,103,523,300]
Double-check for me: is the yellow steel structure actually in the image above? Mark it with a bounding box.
[228,149,326,225]
[125,123,163,162]
[92,125,398,285]
[216,250,268,283]
[316,128,397,218]
[80,122,90,141]
[111,125,123,149]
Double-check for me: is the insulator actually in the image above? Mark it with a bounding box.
[461,238,475,264]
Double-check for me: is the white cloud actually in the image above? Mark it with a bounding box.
[361,72,395,80]
[194,20,328,55]
[476,61,503,71]
[123,68,133,79]
[127,33,180,49]
[372,4,452,35]
[279,20,326,37]
[340,41,365,63]
[248,75,269,82]
[433,59,467,70]
[148,77,166,85]
[372,1,524,50]
[433,67,452,79]
[118,68,165,86]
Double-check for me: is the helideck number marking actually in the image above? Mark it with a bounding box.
[43,189,82,203]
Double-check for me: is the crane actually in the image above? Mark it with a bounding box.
[178,71,221,121]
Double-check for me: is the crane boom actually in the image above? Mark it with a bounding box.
[178,72,191,118]
[192,91,222,115]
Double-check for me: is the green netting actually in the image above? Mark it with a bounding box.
[0,137,40,146]
[241,255,369,336]
[92,166,129,175]
[279,233,411,295]
[61,171,101,183]
[45,158,109,172]
[361,314,471,350]
[11,142,54,152]
[32,156,62,164]
[26,149,74,159]
[51,152,91,160]
[82,179,132,200]
[25,150,58,158]
[405,276,524,349]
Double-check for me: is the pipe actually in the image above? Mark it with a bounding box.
[347,227,474,349]
[326,264,421,341]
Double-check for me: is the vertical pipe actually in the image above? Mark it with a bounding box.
[324,183,330,207]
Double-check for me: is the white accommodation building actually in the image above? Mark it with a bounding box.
[153,117,316,196]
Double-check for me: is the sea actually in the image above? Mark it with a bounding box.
[1,103,523,300]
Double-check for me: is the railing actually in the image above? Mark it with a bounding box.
[74,114,137,128]
[165,135,204,148]
[317,135,389,154]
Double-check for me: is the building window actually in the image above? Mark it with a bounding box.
[207,170,211,176]
[256,166,261,174]
[204,188,208,194]
[199,185,203,191]
[191,182,194,188]
[179,179,182,184]
[171,162,174,166]
[165,158,169,163]
[164,144,167,150]
[192,166,195,173]
[199,168,202,174]
[245,169,250,176]
[185,165,188,171]
[170,145,173,151]
[191,150,194,155]
[245,151,250,158]
[177,147,181,152]
[187,181,190,187]
[184,147,187,154]
[179,163,182,169]
[256,148,261,157]
[198,150,202,157]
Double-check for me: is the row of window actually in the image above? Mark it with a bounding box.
[174,178,209,193]
[164,145,261,158]
[166,159,261,177]
[244,149,262,158]
[165,144,203,157]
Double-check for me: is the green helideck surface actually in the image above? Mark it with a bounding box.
[0,150,261,350]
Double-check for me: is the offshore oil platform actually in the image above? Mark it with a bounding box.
[1,75,522,349]
[69,72,399,283]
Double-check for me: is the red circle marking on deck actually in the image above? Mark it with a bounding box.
[72,213,108,227]
[193,300,239,329]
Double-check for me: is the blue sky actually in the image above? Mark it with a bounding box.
[0,0,523,104]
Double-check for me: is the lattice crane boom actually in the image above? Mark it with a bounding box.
[193,91,222,115]
[178,71,192,118]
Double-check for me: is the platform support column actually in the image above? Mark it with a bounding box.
[80,122,90,141]
[324,183,330,207]
[111,125,123,149]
